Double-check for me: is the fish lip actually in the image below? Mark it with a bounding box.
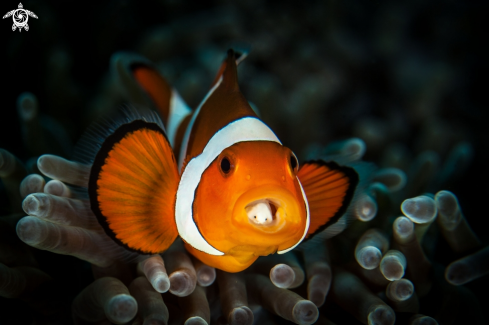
[235,185,295,208]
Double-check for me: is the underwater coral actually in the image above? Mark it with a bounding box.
[1,0,488,324]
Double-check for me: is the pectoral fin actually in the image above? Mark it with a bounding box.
[297,160,359,239]
[78,107,180,254]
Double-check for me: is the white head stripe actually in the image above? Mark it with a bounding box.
[277,178,310,254]
[175,117,281,255]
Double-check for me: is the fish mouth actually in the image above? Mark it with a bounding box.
[230,185,306,252]
[232,185,302,234]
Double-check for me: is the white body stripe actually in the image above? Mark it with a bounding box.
[175,117,282,255]
[277,178,310,254]
[167,90,192,147]
[178,76,223,170]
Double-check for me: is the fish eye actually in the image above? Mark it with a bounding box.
[220,157,232,174]
[290,154,298,172]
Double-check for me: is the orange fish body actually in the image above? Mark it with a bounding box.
[80,50,359,272]
[187,141,308,271]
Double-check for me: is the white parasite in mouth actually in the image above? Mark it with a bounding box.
[246,199,276,225]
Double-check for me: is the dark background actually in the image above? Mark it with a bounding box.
[1,0,488,323]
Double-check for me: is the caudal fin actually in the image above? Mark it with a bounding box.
[111,52,192,150]
[76,107,180,254]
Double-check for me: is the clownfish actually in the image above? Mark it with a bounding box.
[77,49,360,272]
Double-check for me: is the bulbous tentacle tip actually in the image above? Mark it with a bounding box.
[184,316,208,325]
[393,216,414,239]
[434,190,461,230]
[152,273,170,293]
[356,246,382,270]
[16,216,42,245]
[373,167,407,192]
[401,195,437,224]
[270,263,295,288]
[410,315,438,325]
[367,305,395,325]
[196,265,216,287]
[17,92,38,121]
[386,279,414,302]
[229,306,253,325]
[445,260,471,286]
[105,294,138,324]
[380,250,406,281]
[355,194,378,222]
[292,300,319,325]
[169,270,196,297]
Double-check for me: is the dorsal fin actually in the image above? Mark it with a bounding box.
[210,49,248,88]
[183,49,257,161]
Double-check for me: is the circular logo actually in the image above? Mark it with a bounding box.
[13,9,28,27]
